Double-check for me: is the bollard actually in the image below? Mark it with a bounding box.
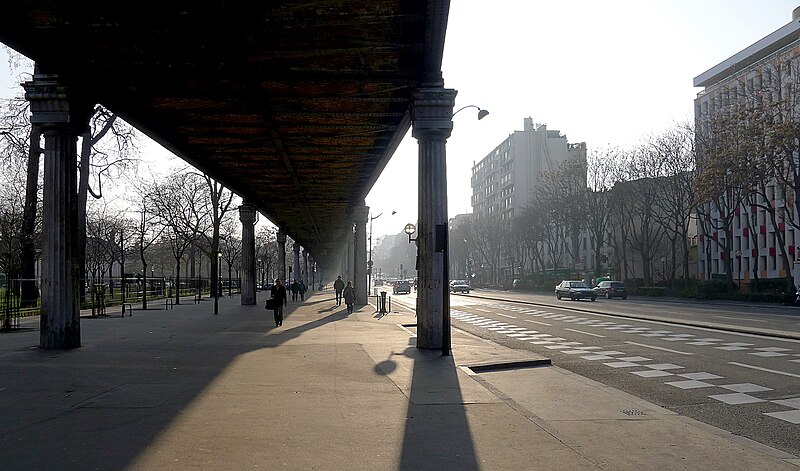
[379,291,388,314]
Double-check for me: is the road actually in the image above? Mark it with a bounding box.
[389,289,800,456]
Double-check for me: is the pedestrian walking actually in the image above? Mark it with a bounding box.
[290,279,299,301]
[343,281,355,313]
[300,281,307,301]
[333,275,345,305]
[268,278,288,326]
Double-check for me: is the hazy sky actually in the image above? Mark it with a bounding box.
[2,1,799,239]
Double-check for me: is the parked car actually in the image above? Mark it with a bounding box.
[594,280,628,299]
[393,280,411,294]
[555,280,596,301]
[449,280,471,293]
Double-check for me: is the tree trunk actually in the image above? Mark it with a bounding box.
[19,124,41,307]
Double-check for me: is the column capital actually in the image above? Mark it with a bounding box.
[22,72,92,134]
[353,205,369,225]
[238,203,257,224]
[411,87,457,141]
[276,229,287,244]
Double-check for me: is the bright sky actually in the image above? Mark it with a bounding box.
[2,1,799,239]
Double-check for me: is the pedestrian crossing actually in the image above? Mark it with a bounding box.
[450,307,800,425]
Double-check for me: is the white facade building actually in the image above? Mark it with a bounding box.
[470,117,586,220]
[693,8,800,284]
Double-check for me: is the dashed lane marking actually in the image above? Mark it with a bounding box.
[564,328,605,338]
[497,313,517,319]
[524,320,552,326]
[624,341,693,355]
[729,361,800,379]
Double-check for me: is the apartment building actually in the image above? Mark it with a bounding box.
[470,117,586,221]
[693,8,800,284]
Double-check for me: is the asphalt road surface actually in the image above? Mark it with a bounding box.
[390,289,800,456]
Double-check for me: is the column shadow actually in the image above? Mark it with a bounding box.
[375,339,480,470]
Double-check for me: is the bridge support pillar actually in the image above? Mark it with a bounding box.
[277,230,287,283]
[24,70,92,349]
[239,203,257,305]
[345,229,354,285]
[292,243,301,288]
[354,204,369,305]
[412,79,456,352]
[302,250,309,288]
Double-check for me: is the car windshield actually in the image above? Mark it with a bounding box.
[452,280,467,285]
[611,282,625,287]
[570,282,589,288]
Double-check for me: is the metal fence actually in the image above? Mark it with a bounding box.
[0,275,242,329]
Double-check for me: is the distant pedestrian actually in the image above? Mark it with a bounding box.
[299,281,307,301]
[333,276,345,305]
[290,279,299,301]
[269,278,288,326]
[343,281,355,313]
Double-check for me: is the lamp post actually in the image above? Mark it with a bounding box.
[660,256,667,283]
[214,251,222,315]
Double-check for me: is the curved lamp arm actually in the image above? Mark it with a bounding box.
[453,105,489,120]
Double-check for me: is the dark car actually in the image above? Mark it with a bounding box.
[449,280,471,293]
[594,280,628,299]
[555,280,596,301]
[393,280,411,294]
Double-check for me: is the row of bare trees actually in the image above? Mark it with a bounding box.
[453,123,697,288]
[0,57,287,311]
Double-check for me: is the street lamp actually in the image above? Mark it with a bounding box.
[214,251,222,315]
[660,256,667,283]
[453,105,490,120]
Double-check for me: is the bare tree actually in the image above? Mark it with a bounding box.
[132,186,165,310]
[77,106,139,305]
[586,148,618,280]
[150,171,210,303]
[219,215,241,296]
[651,124,697,284]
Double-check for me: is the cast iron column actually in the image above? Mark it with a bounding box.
[412,80,456,350]
[354,204,369,305]
[346,229,354,284]
[302,250,309,287]
[276,230,287,282]
[238,203,257,305]
[292,243,301,286]
[24,71,91,349]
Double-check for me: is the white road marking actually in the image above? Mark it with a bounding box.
[475,308,492,313]
[564,328,605,338]
[729,362,800,379]
[497,313,517,319]
[714,315,766,323]
[624,341,693,355]
[525,320,552,326]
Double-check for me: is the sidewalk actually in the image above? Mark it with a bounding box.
[0,291,797,470]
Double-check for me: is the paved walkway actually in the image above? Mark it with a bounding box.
[1,291,797,470]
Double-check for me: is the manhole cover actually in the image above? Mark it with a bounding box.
[620,409,646,416]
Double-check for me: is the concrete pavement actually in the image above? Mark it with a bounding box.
[0,291,797,470]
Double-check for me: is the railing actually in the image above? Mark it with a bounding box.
[0,276,219,326]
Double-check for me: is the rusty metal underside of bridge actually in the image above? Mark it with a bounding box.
[0,1,449,268]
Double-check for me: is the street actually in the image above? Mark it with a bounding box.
[390,289,800,456]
